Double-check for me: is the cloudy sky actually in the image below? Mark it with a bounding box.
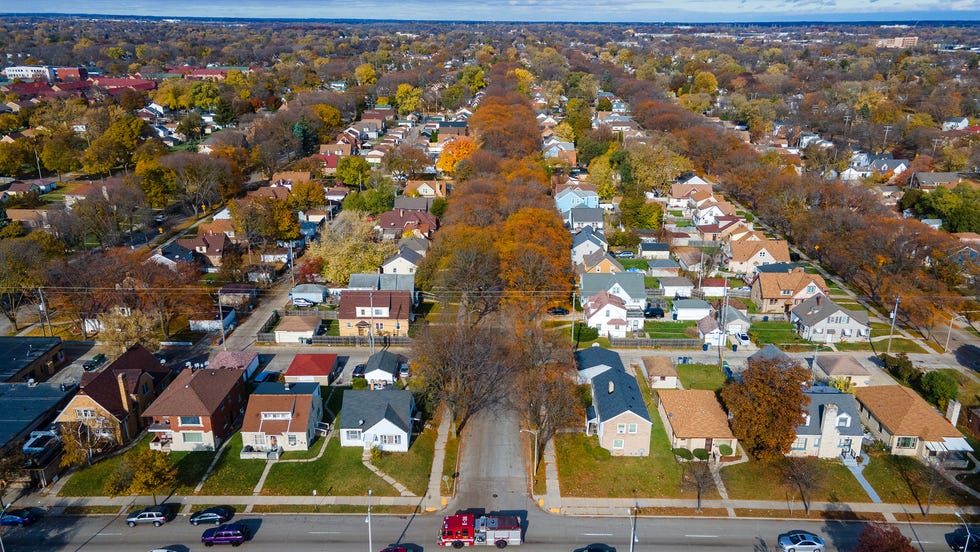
[5,0,980,22]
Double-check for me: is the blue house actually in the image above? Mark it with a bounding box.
[555,186,599,214]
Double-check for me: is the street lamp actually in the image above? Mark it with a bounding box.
[520,429,539,489]
[886,296,901,355]
[366,489,373,552]
[956,512,972,552]
[627,505,638,552]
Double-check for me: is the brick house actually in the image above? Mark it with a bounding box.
[143,368,246,452]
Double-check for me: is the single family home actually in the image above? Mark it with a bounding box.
[574,345,625,385]
[339,389,415,452]
[790,295,870,344]
[586,367,652,456]
[657,389,737,457]
[789,386,864,461]
[143,367,246,452]
[856,385,972,460]
[240,382,323,459]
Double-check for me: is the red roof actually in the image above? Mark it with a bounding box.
[285,354,338,376]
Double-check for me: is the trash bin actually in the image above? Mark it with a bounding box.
[702,343,710,351]
[732,344,738,352]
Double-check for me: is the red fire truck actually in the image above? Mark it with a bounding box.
[437,512,523,548]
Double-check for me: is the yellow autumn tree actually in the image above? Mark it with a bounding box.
[436,137,477,176]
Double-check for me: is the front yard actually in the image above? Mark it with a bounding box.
[373,419,439,496]
[197,434,267,495]
[863,453,977,506]
[676,363,726,391]
[721,458,871,503]
[261,437,393,496]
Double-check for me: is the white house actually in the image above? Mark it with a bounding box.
[382,247,423,275]
[339,389,414,452]
[789,386,865,460]
[789,295,870,344]
[697,315,727,347]
[363,350,400,389]
[659,277,694,299]
[671,299,712,321]
[583,291,641,338]
[274,316,322,344]
[571,226,608,265]
[643,356,679,389]
[580,272,646,310]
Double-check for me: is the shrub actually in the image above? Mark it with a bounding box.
[673,448,693,460]
[575,384,593,408]
[880,353,920,384]
[351,378,368,390]
[574,325,599,342]
[718,444,733,456]
[919,370,958,410]
[693,448,709,461]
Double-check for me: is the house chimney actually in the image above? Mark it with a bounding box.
[117,372,130,414]
[946,399,962,427]
[815,295,821,305]
[608,381,615,394]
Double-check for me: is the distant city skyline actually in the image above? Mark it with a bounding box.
[5,0,980,23]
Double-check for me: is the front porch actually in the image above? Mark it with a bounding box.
[148,422,172,453]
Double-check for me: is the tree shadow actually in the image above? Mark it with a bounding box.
[820,501,864,551]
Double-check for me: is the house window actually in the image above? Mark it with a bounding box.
[287,434,298,446]
[142,383,149,395]
[628,424,638,434]
[613,439,625,450]
[395,323,401,330]
[896,436,917,449]
[391,267,397,273]
[359,308,368,316]
[791,437,807,450]
[813,438,820,448]
[345,430,362,441]
[781,290,792,296]
[180,416,202,426]
[75,408,96,419]
[840,316,849,324]
[346,323,352,328]
[617,423,627,434]
[374,308,383,316]
[394,435,401,445]
[184,432,203,443]
[261,412,291,420]
[376,322,384,330]
[836,414,851,427]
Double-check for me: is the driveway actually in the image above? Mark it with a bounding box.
[452,406,533,514]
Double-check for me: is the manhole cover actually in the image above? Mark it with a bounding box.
[492,494,498,498]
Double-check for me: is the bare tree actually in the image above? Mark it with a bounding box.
[783,457,823,515]
[686,460,714,513]
[160,152,231,216]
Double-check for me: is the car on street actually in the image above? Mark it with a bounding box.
[352,364,366,378]
[574,545,617,552]
[83,353,107,371]
[950,532,980,551]
[126,505,172,527]
[614,250,635,258]
[189,506,234,526]
[643,306,665,318]
[778,530,825,552]
[201,522,250,546]
[547,307,570,316]
[0,509,38,527]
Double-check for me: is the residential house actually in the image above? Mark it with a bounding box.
[376,209,438,240]
[393,196,435,213]
[856,385,972,459]
[363,350,400,389]
[909,172,962,190]
[398,236,431,257]
[143,368,246,452]
[339,389,415,452]
[148,243,195,270]
[698,316,727,347]
[943,117,970,131]
[643,356,678,389]
[209,350,260,380]
[273,316,322,344]
[566,207,605,231]
[579,272,646,310]
[586,367,652,456]
[197,218,238,242]
[347,273,418,306]
[55,345,171,446]
[284,354,339,386]
[789,386,864,460]
[657,389,737,457]
[555,186,600,213]
[751,269,829,314]
[671,299,712,321]
[673,246,706,273]
[727,239,791,275]
[583,291,641,339]
[790,295,870,344]
[699,278,728,298]
[337,290,412,337]
[404,180,449,198]
[575,249,624,276]
[638,242,670,260]
[691,198,737,227]
[720,306,751,335]
[218,284,259,311]
[382,247,423,275]
[659,277,694,299]
[574,345,624,385]
[570,226,608,265]
[646,259,681,278]
[814,354,871,387]
[667,182,713,211]
[240,382,323,459]
[289,284,329,305]
[5,208,48,230]
[177,232,227,272]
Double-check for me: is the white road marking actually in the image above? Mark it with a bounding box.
[582,533,613,536]
[309,531,344,534]
[97,533,123,536]
[685,534,719,538]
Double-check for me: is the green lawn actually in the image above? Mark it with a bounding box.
[939,369,980,408]
[59,434,153,497]
[869,322,893,338]
[277,435,328,461]
[373,423,437,496]
[555,375,718,499]
[619,259,649,271]
[443,436,460,495]
[644,320,696,338]
[749,321,808,345]
[676,364,726,391]
[644,277,658,289]
[170,449,217,494]
[197,434,267,495]
[863,453,976,506]
[675,220,693,228]
[668,210,684,217]
[261,437,392,496]
[721,458,871,503]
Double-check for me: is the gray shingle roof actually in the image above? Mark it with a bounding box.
[580,273,646,302]
[366,350,399,376]
[348,273,416,292]
[748,344,792,365]
[591,368,650,423]
[640,242,669,252]
[790,295,869,327]
[571,226,607,249]
[569,207,604,224]
[755,262,806,274]
[574,346,625,374]
[647,259,680,269]
[797,386,864,438]
[339,389,413,433]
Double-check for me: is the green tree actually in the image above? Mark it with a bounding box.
[564,98,592,141]
[459,65,486,93]
[596,97,612,112]
[721,357,811,461]
[394,83,422,116]
[0,140,29,177]
[176,112,204,140]
[336,156,372,189]
[189,80,220,111]
[588,153,618,199]
[627,141,693,195]
[41,131,84,179]
[126,448,177,505]
[919,370,959,410]
[619,192,661,230]
[213,97,237,127]
[691,71,718,95]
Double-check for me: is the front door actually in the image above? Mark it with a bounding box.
[705,438,713,452]
[840,438,852,455]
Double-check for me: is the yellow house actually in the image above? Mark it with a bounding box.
[337,290,412,338]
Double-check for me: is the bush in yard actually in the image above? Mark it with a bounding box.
[575,384,593,408]
[351,378,368,390]
[718,444,733,456]
[693,448,709,461]
[673,448,693,460]
[574,325,599,342]
[880,353,920,384]
[918,370,958,410]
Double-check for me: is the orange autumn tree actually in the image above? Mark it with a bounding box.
[436,137,477,176]
[496,207,572,317]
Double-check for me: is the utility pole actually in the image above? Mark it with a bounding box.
[882,125,893,153]
[366,489,373,552]
[217,289,226,351]
[37,287,52,337]
[288,242,295,288]
[886,296,901,355]
[368,290,375,355]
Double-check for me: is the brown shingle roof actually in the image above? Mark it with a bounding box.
[815,354,870,377]
[338,290,412,320]
[642,357,677,378]
[756,269,828,299]
[241,393,313,435]
[855,385,962,441]
[730,239,791,263]
[657,389,734,439]
[143,368,243,417]
[275,316,322,332]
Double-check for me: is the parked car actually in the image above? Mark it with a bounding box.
[643,307,665,318]
[291,298,314,308]
[950,532,980,551]
[83,353,107,371]
[734,332,750,345]
[614,250,635,258]
[352,364,366,378]
[0,509,38,527]
[778,531,825,552]
[201,522,250,546]
[189,506,234,526]
[547,307,570,316]
[126,505,172,527]
[574,545,617,552]
[399,363,410,378]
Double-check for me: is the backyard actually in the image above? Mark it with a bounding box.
[675,363,726,391]
[749,321,808,346]
[644,320,696,339]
